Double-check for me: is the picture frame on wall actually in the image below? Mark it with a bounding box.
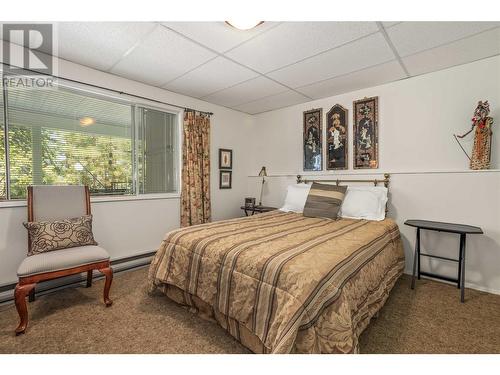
[303,108,323,171]
[219,170,232,189]
[353,96,379,169]
[326,104,348,170]
[219,148,233,169]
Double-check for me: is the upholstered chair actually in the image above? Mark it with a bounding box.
[14,185,113,335]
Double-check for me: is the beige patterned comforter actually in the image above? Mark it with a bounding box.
[148,211,405,353]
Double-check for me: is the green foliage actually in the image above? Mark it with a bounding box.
[8,125,34,198]
[5,125,132,199]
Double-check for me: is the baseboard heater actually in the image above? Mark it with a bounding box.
[0,250,156,305]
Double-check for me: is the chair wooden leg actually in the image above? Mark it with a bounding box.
[28,288,36,302]
[86,270,93,288]
[14,283,36,335]
[98,267,113,307]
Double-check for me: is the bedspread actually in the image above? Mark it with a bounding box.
[148,211,404,353]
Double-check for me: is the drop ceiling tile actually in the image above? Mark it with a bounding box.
[110,26,216,87]
[202,76,288,107]
[234,90,310,114]
[381,21,401,28]
[267,33,394,88]
[226,22,379,73]
[163,56,258,98]
[296,60,406,99]
[387,21,500,57]
[402,27,500,76]
[55,22,157,71]
[162,22,277,53]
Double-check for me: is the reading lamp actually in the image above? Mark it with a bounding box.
[258,166,267,206]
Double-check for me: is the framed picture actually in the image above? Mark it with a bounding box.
[219,148,233,169]
[353,96,379,169]
[219,170,232,189]
[326,104,348,170]
[303,108,323,171]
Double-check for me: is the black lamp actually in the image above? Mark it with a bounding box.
[258,166,267,206]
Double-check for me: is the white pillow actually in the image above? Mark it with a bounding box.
[279,184,311,213]
[340,186,388,221]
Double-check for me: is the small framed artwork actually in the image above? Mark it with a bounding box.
[353,96,379,169]
[219,170,232,189]
[219,148,233,169]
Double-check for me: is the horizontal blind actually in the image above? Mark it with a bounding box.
[138,107,178,194]
[6,84,133,199]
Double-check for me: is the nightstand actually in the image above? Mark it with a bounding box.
[240,205,277,216]
[404,219,483,303]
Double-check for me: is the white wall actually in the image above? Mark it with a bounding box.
[0,56,254,286]
[247,56,500,294]
[1,49,499,297]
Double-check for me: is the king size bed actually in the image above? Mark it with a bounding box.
[148,175,405,354]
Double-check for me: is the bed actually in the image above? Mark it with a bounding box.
[148,175,405,353]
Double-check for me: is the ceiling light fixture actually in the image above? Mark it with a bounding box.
[79,117,95,127]
[225,20,264,31]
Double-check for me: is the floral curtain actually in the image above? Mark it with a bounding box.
[180,110,211,227]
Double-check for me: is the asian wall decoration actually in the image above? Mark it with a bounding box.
[326,104,348,170]
[454,100,494,170]
[303,108,323,171]
[353,96,379,169]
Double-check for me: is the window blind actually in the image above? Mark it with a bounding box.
[138,107,178,194]
[1,77,179,200]
[6,85,133,199]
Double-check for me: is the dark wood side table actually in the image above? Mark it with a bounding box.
[241,205,277,216]
[404,219,483,303]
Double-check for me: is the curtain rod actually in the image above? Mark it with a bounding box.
[0,62,214,116]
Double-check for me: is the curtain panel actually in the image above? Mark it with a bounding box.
[181,110,211,227]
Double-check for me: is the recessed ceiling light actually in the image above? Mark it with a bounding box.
[79,117,95,127]
[225,20,264,31]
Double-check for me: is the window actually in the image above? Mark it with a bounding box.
[0,76,179,200]
[138,107,178,194]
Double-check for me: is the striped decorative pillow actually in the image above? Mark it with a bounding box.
[303,182,347,220]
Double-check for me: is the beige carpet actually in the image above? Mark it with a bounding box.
[1,267,499,354]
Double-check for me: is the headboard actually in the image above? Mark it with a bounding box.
[296,173,390,188]
[296,173,391,212]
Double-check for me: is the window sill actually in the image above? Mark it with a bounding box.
[0,193,180,209]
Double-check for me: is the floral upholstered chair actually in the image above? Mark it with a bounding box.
[14,185,113,335]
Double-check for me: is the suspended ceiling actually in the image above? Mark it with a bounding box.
[2,21,499,114]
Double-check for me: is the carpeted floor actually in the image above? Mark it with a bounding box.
[1,267,499,354]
